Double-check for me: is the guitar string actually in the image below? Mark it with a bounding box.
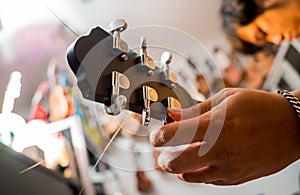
[17,1,79,177]
[41,0,79,38]
[19,160,45,174]
[23,3,153,194]
[78,115,131,195]
[16,2,128,192]
[36,4,124,194]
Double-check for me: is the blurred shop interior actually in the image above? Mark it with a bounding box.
[1,0,300,195]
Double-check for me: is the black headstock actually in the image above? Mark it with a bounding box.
[66,19,199,125]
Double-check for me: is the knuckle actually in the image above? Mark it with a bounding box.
[222,112,240,136]
[223,150,236,161]
[222,116,235,135]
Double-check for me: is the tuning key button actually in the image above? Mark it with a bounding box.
[107,19,129,54]
[116,72,130,90]
[169,72,178,84]
[105,71,130,115]
[160,52,178,83]
[162,97,181,125]
[140,37,156,71]
[141,86,158,126]
[166,97,181,109]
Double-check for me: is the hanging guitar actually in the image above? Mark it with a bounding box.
[66,19,199,126]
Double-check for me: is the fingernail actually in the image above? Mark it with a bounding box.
[176,174,184,180]
[149,128,160,145]
[157,151,171,168]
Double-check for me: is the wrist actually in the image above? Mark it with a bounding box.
[292,89,300,100]
[277,90,300,159]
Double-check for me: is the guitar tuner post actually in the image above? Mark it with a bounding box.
[140,37,156,71]
[107,19,129,55]
[162,97,181,125]
[160,52,178,84]
[105,71,130,115]
[141,86,158,126]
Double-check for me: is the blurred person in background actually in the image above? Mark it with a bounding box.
[220,0,300,55]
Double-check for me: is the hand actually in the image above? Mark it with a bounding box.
[150,88,300,185]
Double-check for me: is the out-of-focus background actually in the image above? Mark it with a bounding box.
[0,0,228,117]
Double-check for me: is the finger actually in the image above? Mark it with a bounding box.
[157,142,214,174]
[167,88,231,121]
[167,105,202,122]
[150,112,210,147]
[167,100,211,122]
[176,166,220,183]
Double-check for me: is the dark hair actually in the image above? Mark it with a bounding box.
[220,0,272,54]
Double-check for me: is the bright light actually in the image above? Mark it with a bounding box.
[0,112,26,146]
[0,0,56,30]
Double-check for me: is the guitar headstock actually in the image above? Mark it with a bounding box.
[66,19,199,126]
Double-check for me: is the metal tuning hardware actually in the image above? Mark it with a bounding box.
[162,97,181,125]
[166,97,181,109]
[105,71,130,115]
[140,37,156,72]
[141,86,158,126]
[107,19,129,60]
[160,52,178,84]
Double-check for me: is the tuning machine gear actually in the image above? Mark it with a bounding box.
[107,19,129,60]
[140,86,158,126]
[140,37,156,73]
[160,52,178,84]
[105,71,130,115]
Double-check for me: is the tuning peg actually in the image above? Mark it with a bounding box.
[161,51,172,65]
[160,52,177,83]
[141,86,158,126]
[140,37,156,71]
[107,19,129,55]
[162,97,181,125]
[105,71,130,115]
[165,97,181,109]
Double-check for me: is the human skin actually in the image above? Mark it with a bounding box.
[236,0,300,46]
[150,88,300,185]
